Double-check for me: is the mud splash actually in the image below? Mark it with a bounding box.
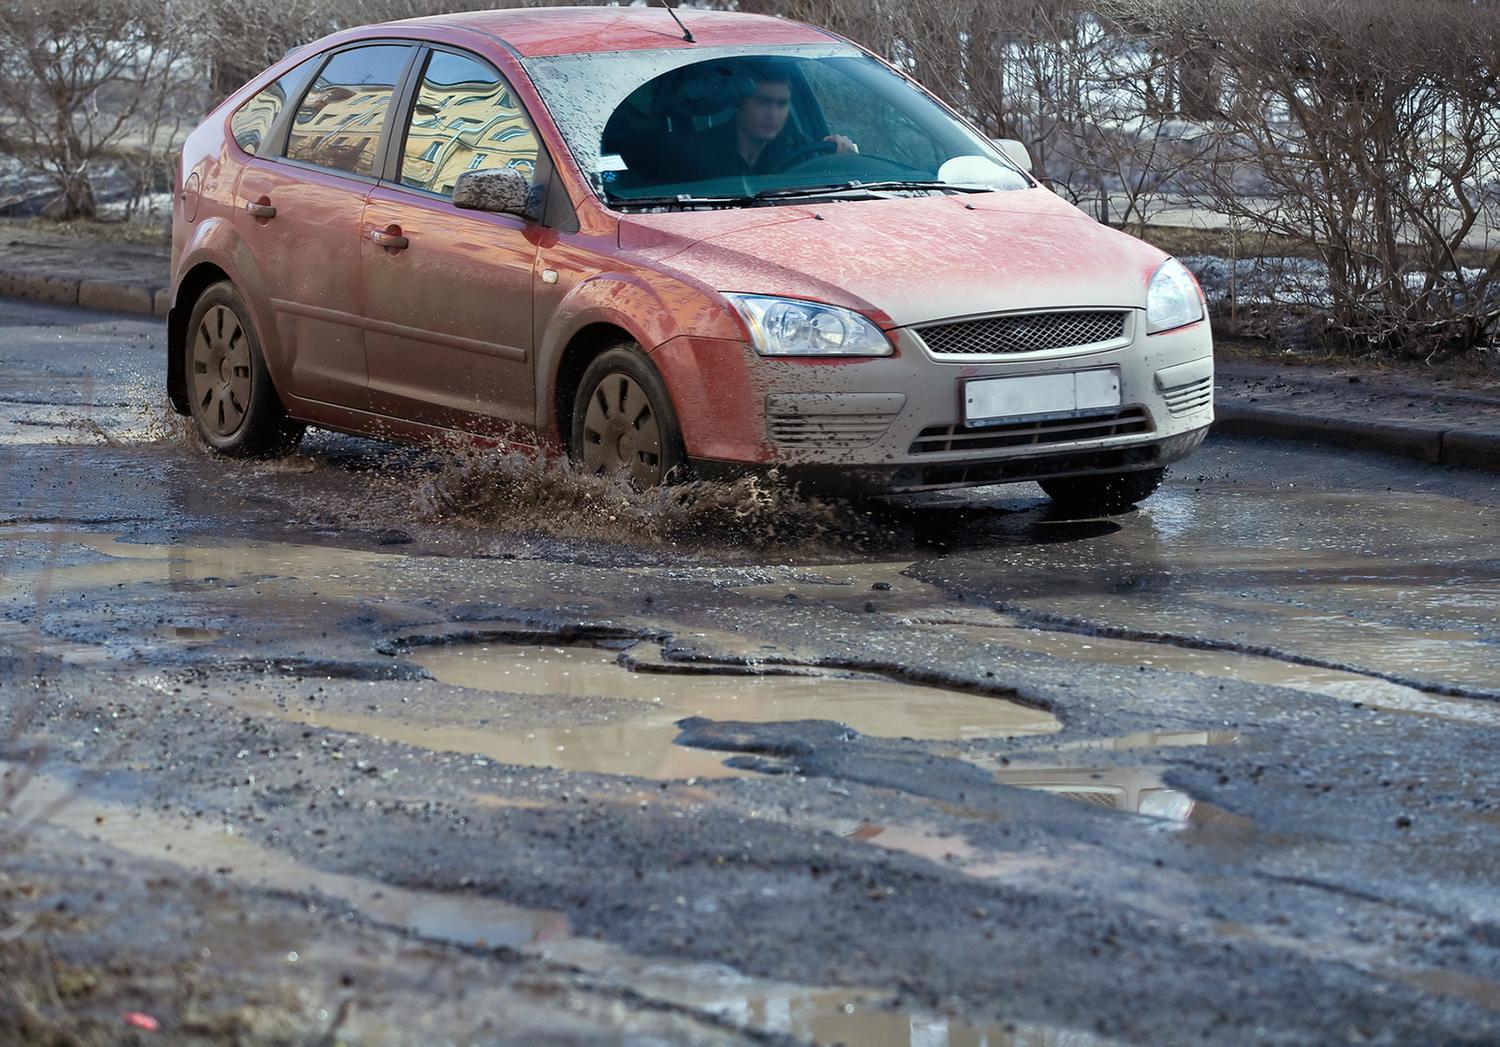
[412,444,877,550]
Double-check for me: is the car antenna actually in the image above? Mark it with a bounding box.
[655,0,694,43]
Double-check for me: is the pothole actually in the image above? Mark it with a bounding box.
[963,732,1251,828]
[393,642,1060,779]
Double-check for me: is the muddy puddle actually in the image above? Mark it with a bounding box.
[945,731,1250,829]
[968,585,1500,698]
[913,619,1500,728]
[2,763,568,949]
[0,530,387,600]
[921,484,1500,694]
[378,642,1057,779]
[540,938,1124,1047]
[985,763,1239,827]
[4,763,1116,1046]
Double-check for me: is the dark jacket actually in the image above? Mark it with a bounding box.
[679,120,807,181]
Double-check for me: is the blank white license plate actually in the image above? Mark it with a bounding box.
[963,368,1121,427]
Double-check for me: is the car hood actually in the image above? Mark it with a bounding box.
[617,188,1169,328]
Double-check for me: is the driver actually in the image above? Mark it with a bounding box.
[695,64,857,178]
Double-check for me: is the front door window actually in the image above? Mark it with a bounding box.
[397,50,542,196]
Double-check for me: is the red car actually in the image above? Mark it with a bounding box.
[169,6,1212,506]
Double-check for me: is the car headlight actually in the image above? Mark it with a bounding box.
[1146,258,1204,334]
[726,294,892,357]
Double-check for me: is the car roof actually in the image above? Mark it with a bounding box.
[388,6,838,59]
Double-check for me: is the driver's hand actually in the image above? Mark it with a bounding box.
[824,134,859,155]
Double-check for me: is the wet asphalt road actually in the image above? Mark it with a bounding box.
[2,297,1499,1045]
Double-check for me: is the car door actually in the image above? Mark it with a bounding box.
[357,47,544,435]
[233,42,417,413]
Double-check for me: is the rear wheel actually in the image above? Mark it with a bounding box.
[570,345,686,487]
[185,282,303,457]
[1040,467,1166,514]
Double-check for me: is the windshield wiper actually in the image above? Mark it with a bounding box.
[609,180,995,212]
[609,193,756,211]
[755,180,993,201]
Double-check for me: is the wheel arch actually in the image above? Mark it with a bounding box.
[550,321,647,453]
[167,261,234,415]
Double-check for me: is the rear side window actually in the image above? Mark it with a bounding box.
[285,44,412,176]
[230,60,316,156]
[398,50,541,196]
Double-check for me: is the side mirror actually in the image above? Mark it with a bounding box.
[991,138,1033,174]
[453,167,541,220]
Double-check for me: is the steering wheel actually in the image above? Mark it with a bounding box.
[774,139,839,171]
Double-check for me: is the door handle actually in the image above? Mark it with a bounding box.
[370,227,409,251]
[243,199,276,219]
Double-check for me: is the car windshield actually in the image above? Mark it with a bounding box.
[522,44,1031,208]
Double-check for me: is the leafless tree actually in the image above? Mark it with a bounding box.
[0,0,209,220]
[1118,0,1500,354]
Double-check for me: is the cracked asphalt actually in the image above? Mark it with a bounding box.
[1,297,1499,1045]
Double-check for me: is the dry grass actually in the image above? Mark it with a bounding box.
[2,216,169,248]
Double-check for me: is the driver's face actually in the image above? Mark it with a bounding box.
[737,80,791,143]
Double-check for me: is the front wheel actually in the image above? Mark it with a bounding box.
[570,345,687,487]
[185,282,303,457]
[1039,467,1166,514]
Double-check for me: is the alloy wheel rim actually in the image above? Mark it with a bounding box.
[190,305,252,437]
[581,373,663,486]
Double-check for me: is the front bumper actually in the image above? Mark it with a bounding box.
[651,309,1214,493]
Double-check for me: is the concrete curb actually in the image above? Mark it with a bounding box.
[0,269,168,318]
[1214,404,1500,473]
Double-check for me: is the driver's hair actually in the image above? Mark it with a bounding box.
[741,62,791,98]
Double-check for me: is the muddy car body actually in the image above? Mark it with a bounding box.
[168,7,1213,502]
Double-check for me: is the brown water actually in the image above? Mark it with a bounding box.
[397,642,1059,779]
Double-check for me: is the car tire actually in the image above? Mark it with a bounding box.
[570,344,687,487]
[184,282,303,457]
[1039,467,1166,514]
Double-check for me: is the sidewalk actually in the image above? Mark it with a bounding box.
[1214,355,1500,473]
[0,221,170,316]
[1,219,1497,473]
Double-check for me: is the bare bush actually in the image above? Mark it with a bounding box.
[0,0,210,220]
[1117,0,1500,355]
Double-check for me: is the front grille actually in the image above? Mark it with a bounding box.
[1160,375,1213,417]
[767,411,895,447]
[909,407,1152,455]
[916,310,1128,356]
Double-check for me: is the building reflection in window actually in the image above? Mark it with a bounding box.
[285,45,410,176]
[399,51,541,197]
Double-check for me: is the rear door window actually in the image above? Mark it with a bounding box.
[396,50,542,196]
[230,60,317,156]
[285,44,413,176]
